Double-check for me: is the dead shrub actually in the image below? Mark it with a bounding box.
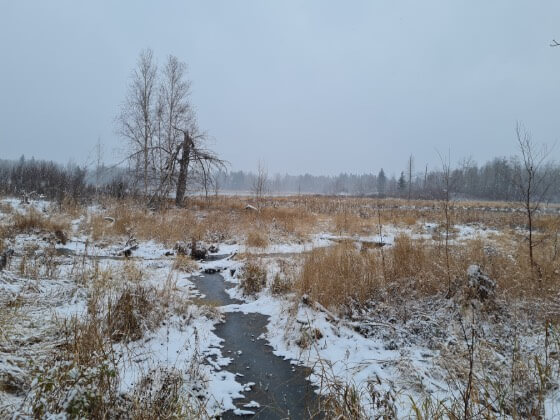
[240,261,267,295]
[11,207,46,232]
[107,286,155,342]
[30,312,123,419]
[121,260,144,283]
[334,211,364,235]
[18,243,59,279]
[173,255,199,273]
[246,230,269,248]
[296,326,323,349]
[271,272,292,295]
[131,367,193,419]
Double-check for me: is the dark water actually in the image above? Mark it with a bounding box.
[192,272,321,419]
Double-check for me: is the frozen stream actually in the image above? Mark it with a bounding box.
[192,270,321,419]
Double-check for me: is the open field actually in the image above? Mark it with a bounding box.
[1,194,560,418]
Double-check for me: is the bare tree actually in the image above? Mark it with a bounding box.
[117,49,158,195]
[171,126,226,207]
[438,149,453,295]
[172,127,194,206]
[94,138,104,197]
[118,51,225,207]
[213,170,221,198]
[512,123,554,269]
[252,161,268,208]
[407,154,414,201]
[150,55,194,203]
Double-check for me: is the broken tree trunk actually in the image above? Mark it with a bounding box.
[175,130,192,207]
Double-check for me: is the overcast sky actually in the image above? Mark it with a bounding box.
[1,1,560,176]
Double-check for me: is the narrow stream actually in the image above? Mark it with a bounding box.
[192,271,322,419]
[55,247,322,417]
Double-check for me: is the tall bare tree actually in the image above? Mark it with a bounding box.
[117,49,158,195]
[512,123,554,269]
[151,55,194,202]
[437,149,453,295]
[118,50,225,207]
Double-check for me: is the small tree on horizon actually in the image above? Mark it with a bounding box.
[397,171,406,194]
[377,168,387,196]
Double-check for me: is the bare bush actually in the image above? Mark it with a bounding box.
[245,230,269,249]
[107,286,155,342]
[240,261,267,295]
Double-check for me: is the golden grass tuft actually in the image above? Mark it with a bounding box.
[246,230,269,249]
[107,286,155,342]
[297,231,560,313]
[240,260,267,295]
[86,203,200,246]
[10,207,70,235]
[299,241,381,308]
[173,255,199,273]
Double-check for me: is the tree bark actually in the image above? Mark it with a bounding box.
[175,130,192,207]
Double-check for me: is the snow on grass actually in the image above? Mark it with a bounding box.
[0,197,537,417]
[114,307,246,416]
[220,292,448,417]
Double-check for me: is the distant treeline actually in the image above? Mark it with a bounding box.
[216,157,560,202]
[0,155,558,203]
[0,157,131,202]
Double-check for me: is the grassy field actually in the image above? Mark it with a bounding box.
[1,194,559,418]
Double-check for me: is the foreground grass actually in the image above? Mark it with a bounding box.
[1,193,559,418]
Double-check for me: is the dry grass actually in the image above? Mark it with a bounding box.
[245,230,269,248]
[120,260,144,283]
[76,194,555,251]
[258,206,316,236]
[299,241,380,308]
[0,201,14,215]
[58,196,86,219]
[173,254,199,273]
[107,286,155,342]
[4,193,560,418]
[9,207,70,236]
[18,243,60,279]
[86,201,199,245]
[240,260,267,295]
[271,258,299,295]
[297,232,560,313]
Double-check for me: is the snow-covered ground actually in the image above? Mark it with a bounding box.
[0,200,247,416]
[1,197,558,418]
